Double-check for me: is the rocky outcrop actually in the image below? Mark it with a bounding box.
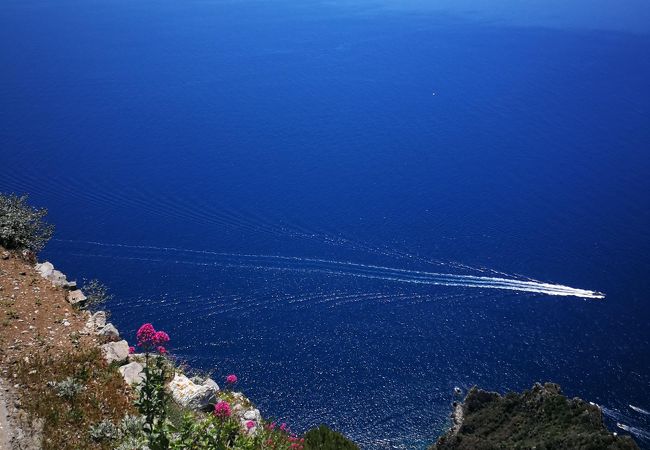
[34,261,75,289]
[82,311,107,334]
[431,383,639,450]
[167,373,220,411]
[66,290,87,307]
[241,408,262,434]
[97,323,120,341]
[81,311,121,342]
[119,362,145,385]
[100,340,130,364]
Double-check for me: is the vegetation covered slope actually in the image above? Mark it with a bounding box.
[431,383,638,450]
[304,425,359,450]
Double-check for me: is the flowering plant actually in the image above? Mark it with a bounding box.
[133,323,171,449]
[214,401,232,419]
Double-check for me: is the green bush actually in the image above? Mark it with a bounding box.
[83,278,113,309]
[304,425,359,450]
[0,193,54,252]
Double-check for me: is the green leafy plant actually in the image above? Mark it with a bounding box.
[83,278,113,308]
[0,193,54,252]
[48,376,85,402]
[133,323,172,450]
[303,425,359,450]
[89,419,120,442]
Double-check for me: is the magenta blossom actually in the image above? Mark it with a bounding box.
[136,323,156,349]
[128,346,135,354]
[246,420,255,430]
[214,401,231,418]
[154,331,170,346]
[226,374,237,384]
[136,323,171,353]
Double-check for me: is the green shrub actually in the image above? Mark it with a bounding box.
[89,419,120,442]
[134,352,171,450]
[83,278,113,308]
[47,376,85,402]
[0,193,54,252]
[304,425,359,450]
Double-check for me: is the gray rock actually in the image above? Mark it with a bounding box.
[34,262,54,278]
[48,270,68,287]
[243,409,261,421]
[203,378,220,392]
[63,281,77,290]
[101,340,130,364]
[232,403,245,416]
[97,323,120,341]
[167,373,219,411]
[119,362,144,385]
[1,251,10,260]
[66,290,87,307]
[82,311,106,334]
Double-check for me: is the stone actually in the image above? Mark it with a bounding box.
[167,373,219,411]
[203,378,220,392]
[63,281,77,290]
[66,290,87,307]
[97,323,120,341]
[82,311,106,334]
[119,362,145,385]
[232,403,245,416]
[243,409,261,421]
[48,270,68,287]
[1,251,10,260]
[34,262,54,278]
[101,340,130,364]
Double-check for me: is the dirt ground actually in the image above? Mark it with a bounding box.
[0,248,98,449]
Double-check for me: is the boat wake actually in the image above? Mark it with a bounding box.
[616,423,650,441]
[630,405,650,415]
[53,239,605,299]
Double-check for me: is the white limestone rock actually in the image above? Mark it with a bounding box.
[97,323,120,341]
[203,378,220,392]
[243,409,261,421]
[119,362,145,385]
[66,290,87,307]
[34,262,54,278]
[101,340,130,364]
[48,270,68,287]
[82,311,107,334]
[167,373,219,411]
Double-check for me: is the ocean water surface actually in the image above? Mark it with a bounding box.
[1,0,650,447]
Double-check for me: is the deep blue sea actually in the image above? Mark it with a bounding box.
[2,0,650,447]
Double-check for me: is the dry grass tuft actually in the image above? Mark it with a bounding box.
[16,347,134,450]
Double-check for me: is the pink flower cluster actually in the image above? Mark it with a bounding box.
[226,374,238,385]
[214,401,232,419]
[265,423,304,449]
[136,323,171,353]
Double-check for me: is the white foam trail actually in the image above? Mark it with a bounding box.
[616,423,650,440]
[57,239,605,299]
[630,405,650,415]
